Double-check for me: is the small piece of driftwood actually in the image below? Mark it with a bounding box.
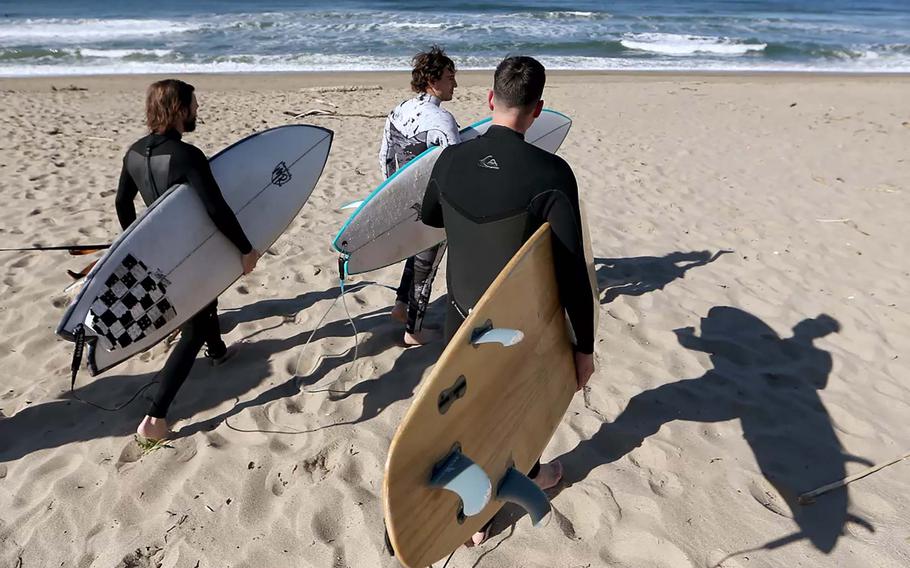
[300,85,383,93]
[799,452,910,504]
[283,108,336,119]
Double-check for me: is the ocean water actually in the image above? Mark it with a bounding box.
[1,0,909,76]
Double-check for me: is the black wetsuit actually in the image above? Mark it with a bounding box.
[115,130,252,419]
[421,124,594,354]
[422,123,595,481]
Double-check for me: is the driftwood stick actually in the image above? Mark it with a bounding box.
[799,452,910,504]
[283,108,336,119]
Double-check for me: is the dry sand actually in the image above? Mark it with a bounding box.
[1,71,908,567]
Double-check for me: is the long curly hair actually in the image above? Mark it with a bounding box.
[410,45,455,93]
[145,79,195,133]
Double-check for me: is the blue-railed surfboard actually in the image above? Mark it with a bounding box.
[333,110,571,275]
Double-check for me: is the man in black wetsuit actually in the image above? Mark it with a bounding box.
[115,79,260,441]
[421,56,596,545]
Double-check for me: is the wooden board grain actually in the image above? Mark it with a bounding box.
[383,224,577,568]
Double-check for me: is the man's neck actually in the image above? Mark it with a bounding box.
[491,112,530,135]
[153,128,182,139]
[421,92,442,106]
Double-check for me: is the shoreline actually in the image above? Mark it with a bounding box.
[3,69,910,93]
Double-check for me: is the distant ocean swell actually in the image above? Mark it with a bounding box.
[1,9,909,76]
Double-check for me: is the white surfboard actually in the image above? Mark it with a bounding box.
[333,110,572,276]
[57,125,333,375]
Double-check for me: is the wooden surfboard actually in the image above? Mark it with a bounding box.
[383,223,589,567]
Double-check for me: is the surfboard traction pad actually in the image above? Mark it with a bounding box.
[87,253,176,351]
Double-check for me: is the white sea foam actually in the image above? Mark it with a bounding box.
[0,18,201,44]
[621,33,767,56]
[76,48,174,59]
[2,51,909,78]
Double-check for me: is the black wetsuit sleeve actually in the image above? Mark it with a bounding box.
[115,155,139,230]
[532,166,595,354]
[421,154,447,228]
[185,147,253,254]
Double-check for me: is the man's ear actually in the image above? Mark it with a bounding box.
[533,99,544,118]
[488,90,495,112]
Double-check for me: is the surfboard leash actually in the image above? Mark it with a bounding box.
[439,550,457,568]
[65,324,160,412]
[0,243,111,253]
[288,259,366,388]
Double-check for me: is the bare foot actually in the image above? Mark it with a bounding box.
[403,327,440,346]
[136,416,171,442]
[465,520,492,547]
[390,301,408,324]
[531,460,563,490]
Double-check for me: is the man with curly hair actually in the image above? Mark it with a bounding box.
[379,45,460,345]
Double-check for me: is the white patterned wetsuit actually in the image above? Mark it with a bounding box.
[378,93,461,333]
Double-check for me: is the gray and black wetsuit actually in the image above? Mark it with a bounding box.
[421,124,595,353]
[116,129,252,419]
[422,123,595,480]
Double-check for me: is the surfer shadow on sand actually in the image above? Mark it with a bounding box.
[494,306,873,555]
[0,284,414,462]
[596,250,731,304]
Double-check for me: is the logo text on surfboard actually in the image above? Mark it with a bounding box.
[271,161,292,187]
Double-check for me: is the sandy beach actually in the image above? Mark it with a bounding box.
[1,70,908,567]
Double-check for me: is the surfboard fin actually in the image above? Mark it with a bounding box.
[338,199,364,211]
[496,467,551,526]
[470,327,524,347]
[429,448,492,517]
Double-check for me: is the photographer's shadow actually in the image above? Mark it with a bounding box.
[506,307,870,553]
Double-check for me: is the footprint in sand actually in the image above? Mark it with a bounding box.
[172,438,197,463]
[116,441,143,471]
[284,399,303,414]
[311,506,340,543]
[647,469,684,499]
[203,431,228,449]
[629,442,670,471]
[11,256,31,269]
[338,453,362,485]
[117,544,164,568]
[747,476,791,518]
[271,471,290,496]
[268,438,291,455]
